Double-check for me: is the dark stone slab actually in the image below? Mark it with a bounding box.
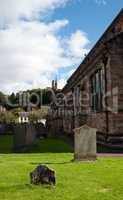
[30,165,56,185]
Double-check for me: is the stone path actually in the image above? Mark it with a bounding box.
[98,153,123,157]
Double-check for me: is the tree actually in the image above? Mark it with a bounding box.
[28,107,49,123]
[28,111,40,123]
[7,93,17,109]
[0,91,6,106]
[0,112,16,124]
[11,108,24,118]
[0,87,53,111]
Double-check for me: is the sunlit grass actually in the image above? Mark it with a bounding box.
[0,138,123,200]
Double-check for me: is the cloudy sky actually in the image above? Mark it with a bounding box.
[0,0,122,94]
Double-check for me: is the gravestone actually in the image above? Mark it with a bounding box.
[74,125,97,161]
[13,124,36,151]
[30,165,56,185]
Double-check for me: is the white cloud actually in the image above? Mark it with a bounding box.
[57,79,67,89]
[0,0,70,27]
[0,0,90,94]
[0,21,90,93]
[95,0,107,5]
[68,30,90,58]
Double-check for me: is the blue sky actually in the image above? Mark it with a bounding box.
[0,0,122,94]
[52,0,123,47]
[50,0,123,83]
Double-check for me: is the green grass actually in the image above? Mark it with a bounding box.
[29,138,73,153]
[0,135,13,153]
[0,138,123,200]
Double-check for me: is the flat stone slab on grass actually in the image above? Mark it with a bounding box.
[30,165,56,185]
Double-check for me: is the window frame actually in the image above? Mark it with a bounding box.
[90,67,105,112]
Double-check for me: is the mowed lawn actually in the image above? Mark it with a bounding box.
[0,135,13,153]
[0,137,123,200]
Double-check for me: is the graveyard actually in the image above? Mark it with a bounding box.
[0,136,123,200]
[0,2,123,200]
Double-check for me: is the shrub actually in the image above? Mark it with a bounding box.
[0,112,16,124]
[28,107,49,123]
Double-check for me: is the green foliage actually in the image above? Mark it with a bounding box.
[0,108,25,124]
[28,111,39,123]
[6,92,19,109]
[9,93,16,104]
[0,88,52,110]
[0,135,13,153]
[28,107,49,123]
[26,88,52,106]
[11,108,24,117]
[0,111,16,124]
[0,91,6,106]
[29,138,73,153]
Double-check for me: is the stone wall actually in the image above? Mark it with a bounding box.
[0,124,13,135]
[49,12,123,140]
[63,34,123,136]
[107,33,123,134]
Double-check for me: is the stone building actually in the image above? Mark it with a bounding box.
[49,10,123,150]
[18,112,29,123]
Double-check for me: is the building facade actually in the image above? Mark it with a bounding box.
[49,10,123,150]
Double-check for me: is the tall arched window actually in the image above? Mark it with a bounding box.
[90,67,105,112]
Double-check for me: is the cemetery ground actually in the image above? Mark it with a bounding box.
[0,136,123,200]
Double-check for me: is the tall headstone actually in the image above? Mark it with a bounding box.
[13,124,36,151]
[74,125,97,161]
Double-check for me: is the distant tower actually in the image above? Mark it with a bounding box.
[52,80,55,90]
[55,79,57,90]
[52,79,58,91]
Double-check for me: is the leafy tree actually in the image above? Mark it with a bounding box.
[7,93,18,109]
[28,112,40,123]
[0,112,16,124]
[0,88,53,111]
[0,91,6,106]
[28,107,49,123]
[11,108,24,118]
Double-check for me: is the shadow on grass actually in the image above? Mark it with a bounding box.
[0,137,73,154]
[0,149,13,154]
[30,161,72,165]
[0,183,55,191]
[27,139,73,153]
[0,135,14,154]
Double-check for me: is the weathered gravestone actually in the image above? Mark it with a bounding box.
[30,165,56,185]
[74,125,97,161]
[13,124,36,151]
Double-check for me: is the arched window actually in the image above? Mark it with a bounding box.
[90,67,105,112]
